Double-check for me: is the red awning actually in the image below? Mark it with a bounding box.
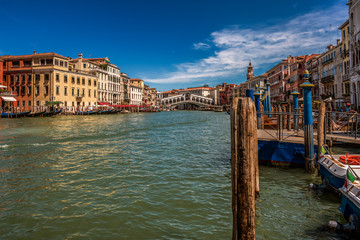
[98,102,110,105]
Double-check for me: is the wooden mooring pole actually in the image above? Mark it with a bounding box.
[231,97,257,240]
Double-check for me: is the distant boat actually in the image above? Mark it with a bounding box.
[1,111,30,118]
[75,110,98,115]
[43,110,62,117]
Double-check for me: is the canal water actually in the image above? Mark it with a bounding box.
[0,111,356,239]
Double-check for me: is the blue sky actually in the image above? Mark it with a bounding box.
[0,0,348,91]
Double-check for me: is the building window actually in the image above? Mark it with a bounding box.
[82,78,85,85]
[28,86,31,95]
[64,75,68,83]
[56,86,60,95]
[55,59,59,65]
[45,74,49,81]
[77,77,80,84]
[72,88,75,96]
[22,74,26,82]
[56,74,60,82]
[72,77,75,84]
[45,85,49,95]
[28,101,31,106]
[82,88,85,96]
[94,90,96,98]
[36,101,40,106]
[22,101,25,106]
[60,60,64,67]
[88,79,91,86]
[36,74,40,81]
[16,75,20,82]
[64,87,68,96]
[77,88,80,96]
[35,86,40,94]
[88,89,91,97]
[83,64,86,68]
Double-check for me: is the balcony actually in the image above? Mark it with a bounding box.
[270,80,279,86]
[354,65,360,74]
[341,49,349,59]
[342,74,350,82]
[75,94,84,101]
[321,75,334,84]
[0,90,17,97]
[322,57,334,65]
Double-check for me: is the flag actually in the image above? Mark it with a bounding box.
[347,170,356,183]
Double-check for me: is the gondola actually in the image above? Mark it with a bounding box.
[28,111,46,117]
[1,111,31,118]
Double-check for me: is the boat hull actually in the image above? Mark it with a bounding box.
[1,111,30,118]
[319,162,346,190]
[258,140,318,167]
[340,189,360,222]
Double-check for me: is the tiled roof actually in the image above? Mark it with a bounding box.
[0,52,68,60]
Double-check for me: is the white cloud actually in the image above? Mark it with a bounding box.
[144,2,348,84]
[193,42,211,50]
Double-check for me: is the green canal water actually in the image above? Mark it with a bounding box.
[0,111,356,239]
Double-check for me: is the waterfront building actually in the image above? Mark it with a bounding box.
[339,19,351,107]
[266,60,288,104]
[121,73,131,104]
[219,83,236,105]
[72,56,122,105]
[1,52,98,111]
[1,53,35,111]
[130,78,144,105]
[305,56,320,101]
[318,43,342,109]
[177,86,213,98]
[247,74,267,94]
[231,82,247,99]
[143,85,157,107]
[210,87,220,105]
[349,0,360,110]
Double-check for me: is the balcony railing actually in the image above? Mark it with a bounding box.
[342,74,350,82]
[320,75,334,84]
[354,65,360,74]
[341,49,349,59]
[0,90,17,97]
[322,57,334,65]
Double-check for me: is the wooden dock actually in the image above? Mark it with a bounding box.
[258,129,360,145]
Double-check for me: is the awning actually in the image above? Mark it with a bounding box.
[98,102,110,105]
[1,96,16,102]
[0,85,7,88]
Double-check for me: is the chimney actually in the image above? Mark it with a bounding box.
[78,53,83,59]
[337,39,341,45]
[33,50,37,55]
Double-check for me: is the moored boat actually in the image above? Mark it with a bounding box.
[338,166,360,230]
[317,152,360,191]
[28,111,46,117]
[74,110,98,115]
[1,111,30,118]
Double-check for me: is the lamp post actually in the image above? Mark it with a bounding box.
[291,91,300,131]
[254,86,261,129]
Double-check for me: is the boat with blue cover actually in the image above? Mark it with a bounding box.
[74,110,98,115]
[1,111,30,118]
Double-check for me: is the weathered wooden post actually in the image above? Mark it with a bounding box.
[300,70,315,173]
[282,105,286,129]
[254,89,262,129]
[291,91,300,131]
[318,102,326,160]
[231,97,257,240]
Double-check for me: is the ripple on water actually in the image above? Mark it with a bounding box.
[0,112,354,239]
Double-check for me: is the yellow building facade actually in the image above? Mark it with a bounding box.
[32,53,98,110]
[339,20,351,103]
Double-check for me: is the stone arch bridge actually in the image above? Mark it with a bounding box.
[161,94,216,107]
